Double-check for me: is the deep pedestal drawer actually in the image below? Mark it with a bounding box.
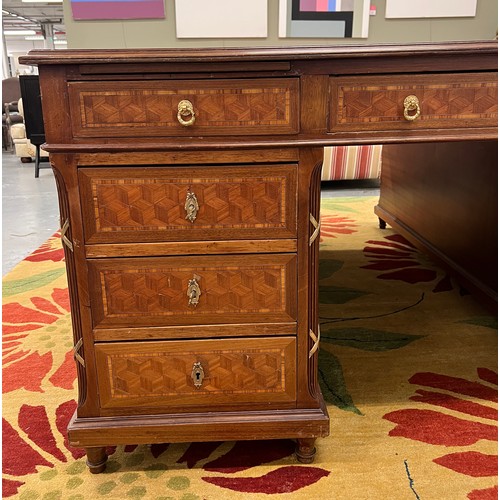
[95,336,297,410]
[88,253,297,329]
[79,164,298,243]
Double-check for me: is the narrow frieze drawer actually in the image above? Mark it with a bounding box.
[330,73,498,133]
[68,78,300,138]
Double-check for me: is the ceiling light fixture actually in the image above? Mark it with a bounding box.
[4,30,37,35]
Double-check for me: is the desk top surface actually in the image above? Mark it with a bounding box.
[20,40,497,66]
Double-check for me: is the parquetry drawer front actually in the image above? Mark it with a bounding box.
[68,78,299,138]
[95,337,297,409]
[330,73,498,132]
[79,165,297,243]
[88,254,297,329]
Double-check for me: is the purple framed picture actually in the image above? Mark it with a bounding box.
[71,0,165,21]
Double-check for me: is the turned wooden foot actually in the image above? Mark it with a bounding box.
[295,438,317,464]
[85,447,107,474]
[378,217,387,229]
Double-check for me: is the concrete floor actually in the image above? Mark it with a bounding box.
[2,151,59,275]
[2,149,379,275]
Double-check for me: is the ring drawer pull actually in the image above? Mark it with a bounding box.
[403,95,421,121]
[187,276,202,307]
[177,99,196,127]
[191,362,205,388]
[185,190,199,223]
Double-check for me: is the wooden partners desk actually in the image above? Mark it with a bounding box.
[20,41,498,473]
[376,141,497,312]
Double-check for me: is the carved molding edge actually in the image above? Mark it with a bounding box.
[307,160,323,399]
[52,163,87,407]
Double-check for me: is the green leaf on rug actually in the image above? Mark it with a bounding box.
[319,285,368,304]
[318,348,362,415]
[320,327,423,351]
[459,316,498,330]
[320,197,364,214]
[2,268,66,297]
[319,259,344,280]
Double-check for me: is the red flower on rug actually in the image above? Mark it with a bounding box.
[2,428,329,497]
[98,440,330,494]
[2,400,85,497]
[188,439,330,494]
[2,287,75,393]
[383,368,498,499]
[361,233,452,292]
[320,215,357,241]
[24,232,65,263]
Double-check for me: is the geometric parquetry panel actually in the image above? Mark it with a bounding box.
[108,349,285,397]
[95,336,298,408]
[92,176,286,231]
[89,254,297,327]
[68,79,299,137]
[331,74,498,131]
[79,165,298,243]
[102,265,285,316]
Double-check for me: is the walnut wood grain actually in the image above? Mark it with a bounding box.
[296,148,325,408]
[68,399,330,448]
[50,154,101,418]
[85,239,297,258]
[18,41,498,66]
[41,129,499,152]
[93,322,296,342]
[75,148,300,166]
[376,141,497,311]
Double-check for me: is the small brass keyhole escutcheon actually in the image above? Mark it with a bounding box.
[191,362,205,388]
[187,275,201,307]
[185,190,199,223]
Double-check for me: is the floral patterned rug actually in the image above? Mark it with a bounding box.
[3,196,497,499]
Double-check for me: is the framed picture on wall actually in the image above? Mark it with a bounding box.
[175,0,268,38]
[71,0,165,20]
[279,0,370,38]
[386,0,477,18]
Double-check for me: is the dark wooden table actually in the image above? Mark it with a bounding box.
[20,41,498,473]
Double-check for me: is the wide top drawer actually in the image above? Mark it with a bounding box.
[330,73,497,133]
[68,78,299,138]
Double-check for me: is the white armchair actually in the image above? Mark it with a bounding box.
[11,98,49,163]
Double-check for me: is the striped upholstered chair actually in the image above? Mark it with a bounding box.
[322,145,382,182]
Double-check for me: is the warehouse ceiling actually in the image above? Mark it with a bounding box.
[2,0,65,40]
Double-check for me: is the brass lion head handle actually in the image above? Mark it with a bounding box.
[403,95,421,121]
[177,99,196,127]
